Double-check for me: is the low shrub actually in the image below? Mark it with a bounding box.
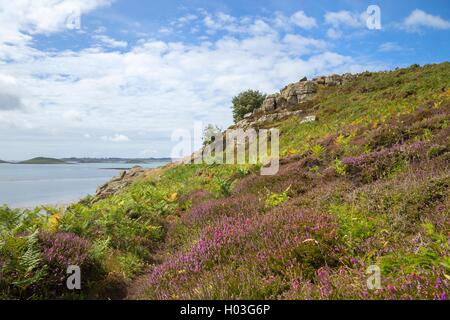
[264,188,290,209]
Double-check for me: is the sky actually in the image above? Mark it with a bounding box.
[0,0,449,160]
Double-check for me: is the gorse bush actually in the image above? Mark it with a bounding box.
[264,187,290,209]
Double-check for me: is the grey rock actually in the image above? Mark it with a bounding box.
[236,110,305,128]
[342,73,355,83]
[300,115,317,124]
[312,73,355,86]
[95,166,146,200]
[235,71,354,130]
[324,74,341,86]
[279,80,317,107]
[312,76,326,85]
[261,94,279,112]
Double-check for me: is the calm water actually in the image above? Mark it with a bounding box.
[0,162,169,208]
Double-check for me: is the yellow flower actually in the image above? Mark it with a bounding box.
[287,148,298,156]
[167,192,177,202]
[48,213,61,233]
[146,225,162,232]
[444,88,450,98]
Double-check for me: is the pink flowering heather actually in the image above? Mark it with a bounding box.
[183,194,262,227]
[40,232,91,279]
[138,208,341,299]
[317,268,332,299]
[181,199,220,225]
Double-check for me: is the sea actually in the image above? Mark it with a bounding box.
[0,162,169,209]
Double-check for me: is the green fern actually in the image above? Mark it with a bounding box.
[1,227,47,291]
[18,229,42,274]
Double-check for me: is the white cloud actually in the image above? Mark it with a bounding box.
[0,0,112,45]
[200,10,316,36]
[290,11,317,29]
[158,27,173,35]
[202,12,271,35]
[93,35,128,48]
[62,109,84,122]
[176,14,198,26]
[378,42,402,52]
[94,26,107,34]
[272,11,317,31]
[0,74,26,110]
[283,34,327,54]
[401,9,450,32]
[326,28,343,39]
[324,10,365,28]
[324,9,379,40]
[0,33,364,132]
[101,134,130,142]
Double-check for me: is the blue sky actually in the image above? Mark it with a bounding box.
[0,0,449,159]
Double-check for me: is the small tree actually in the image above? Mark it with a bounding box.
[232,90,266,123]
[203,124,222,146]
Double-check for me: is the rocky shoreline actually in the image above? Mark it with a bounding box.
[94,166,149,200]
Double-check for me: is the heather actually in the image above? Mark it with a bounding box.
[1,62,450,299]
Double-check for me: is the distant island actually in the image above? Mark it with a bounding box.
[19,157,67,164]
[125,159,148,164]
[62,157,171,164]
[1,157,172,165]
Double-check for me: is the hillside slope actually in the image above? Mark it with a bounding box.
[129,63,450,300]
[0,62,449,300]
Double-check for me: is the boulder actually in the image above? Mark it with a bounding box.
[280,80,317,107]
[312,73,355,86]
[312,76,326,85]
[261,94,279,112]
[342,73,354,83]
[236,110,305,128]
[235,118,251,129]
[300,115,318,124]
[324,74,342,86]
